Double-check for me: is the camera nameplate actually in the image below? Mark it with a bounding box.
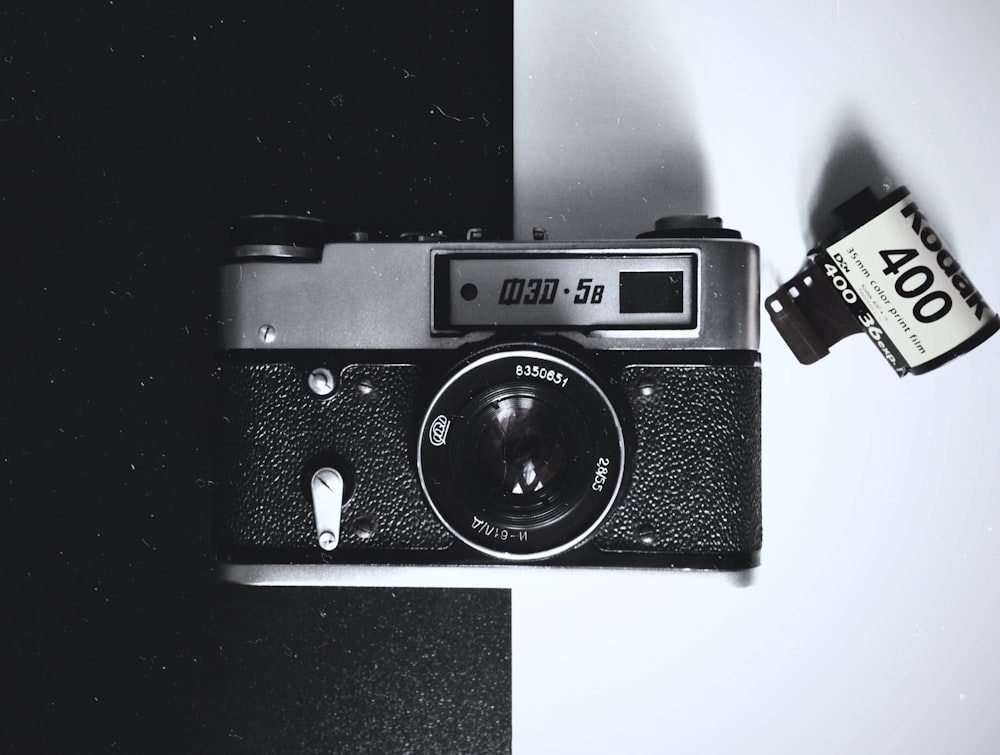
[437,251,697,331]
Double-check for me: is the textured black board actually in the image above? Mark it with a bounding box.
[3,3,513,753]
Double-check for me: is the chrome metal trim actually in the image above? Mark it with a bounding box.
[217,562,754,588]
[218,240,759,351]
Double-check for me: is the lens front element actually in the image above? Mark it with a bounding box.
[418,350,625,560]
[473,393,571,506]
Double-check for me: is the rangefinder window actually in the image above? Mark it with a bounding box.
[619,271,685,314]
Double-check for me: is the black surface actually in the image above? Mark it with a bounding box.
[3,4,512,753]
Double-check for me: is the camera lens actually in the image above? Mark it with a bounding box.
[474,394,569,503]
[418,349,624,560]
[460,386,584,525]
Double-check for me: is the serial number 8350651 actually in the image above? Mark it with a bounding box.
[515,363,569,388]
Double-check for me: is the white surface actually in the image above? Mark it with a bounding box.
[513,1,1000,752]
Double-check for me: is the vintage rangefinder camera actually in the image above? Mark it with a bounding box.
[216,215,761,581]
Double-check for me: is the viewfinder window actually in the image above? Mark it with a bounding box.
[619,271,685,314]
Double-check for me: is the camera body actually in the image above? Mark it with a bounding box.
[216,217,762,580]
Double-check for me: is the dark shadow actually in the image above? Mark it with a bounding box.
[512,10,710,240]
[639,139,711,222]
[807,115,963,270]
[807,115,900,247]
[514,123,710,240]
[4,4,516,753]
[723,568,756,588]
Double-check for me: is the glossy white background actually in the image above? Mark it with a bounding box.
[512,1,1000,752]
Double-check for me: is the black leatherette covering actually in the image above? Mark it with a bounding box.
[220,358,760,561]
[218,362,453,552]
[594,364,762,554]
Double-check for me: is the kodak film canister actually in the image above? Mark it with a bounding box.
[767,186,999,376]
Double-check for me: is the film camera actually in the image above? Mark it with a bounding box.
[216,215,761,581]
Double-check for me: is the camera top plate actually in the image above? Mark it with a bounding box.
[218,237,759,352]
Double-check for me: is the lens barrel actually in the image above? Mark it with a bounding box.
[418,349,625,560]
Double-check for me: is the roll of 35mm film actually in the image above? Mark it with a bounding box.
[767,187,999,376]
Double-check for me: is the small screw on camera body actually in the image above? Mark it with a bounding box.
[308,368,336,396]
[318,530,338,551]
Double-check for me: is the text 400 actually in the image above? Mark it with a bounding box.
[823,263,894,362]
[878,248,951,323]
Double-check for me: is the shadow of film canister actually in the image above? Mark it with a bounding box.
[767,187,999,376]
